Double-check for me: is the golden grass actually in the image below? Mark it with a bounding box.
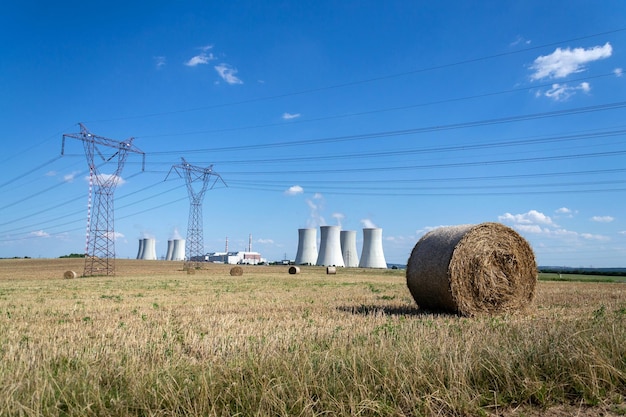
[0,259,624,416]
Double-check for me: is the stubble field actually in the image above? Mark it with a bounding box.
[0,258,624,416]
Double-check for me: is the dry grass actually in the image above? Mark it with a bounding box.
[0,258,624,416]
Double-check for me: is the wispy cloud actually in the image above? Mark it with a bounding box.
[361,218,377,229]
[510,35,531,47]
[306,193,325,227]
[185,45,215,67]
[332,212,345,227]
[285,185,304,196]
[64,171,80,182]
[539,82,590,101]
[614,68,623,77]
[214,64,243,84]
[154,56,166,69]
[282,112,301,120]
[591,215,614,223]
[30,230,50,238]
[530,42,612,80]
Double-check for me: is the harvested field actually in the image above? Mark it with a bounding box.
[0,258,624,416]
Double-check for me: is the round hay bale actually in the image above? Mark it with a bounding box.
[63,270,77,279]
[288,266,300,275]
[406,222,537,316]
[230,266,244,276]
[326,266,337,275]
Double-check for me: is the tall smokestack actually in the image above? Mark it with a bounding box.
[340,230,359,267]
[316,226,345,267]
[249,234,252,252]
[225,236,228,253]
[295,228,318,265]
[359,228,387,269]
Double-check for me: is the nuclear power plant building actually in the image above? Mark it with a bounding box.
[295,228,318,265]
[359,228,387,268]
[316,225,345,267]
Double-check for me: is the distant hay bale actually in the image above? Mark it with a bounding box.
[186,267,196,275]
[288,266,300,275]
[63,270,77,279]
[230,266,244,276]
[326,266,337,275]
[406,222,537,316]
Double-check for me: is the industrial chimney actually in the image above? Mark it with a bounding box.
[295,228,318,265]
[340,230,359,267]
[171,239,185,261]
[359,228,387,269]
[140,238,157,260]
[316,226,345,267]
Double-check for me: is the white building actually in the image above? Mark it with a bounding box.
[206,251,267,265]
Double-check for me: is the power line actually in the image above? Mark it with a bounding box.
[144,101,626,155]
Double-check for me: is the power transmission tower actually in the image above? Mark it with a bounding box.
[62,123,144,276]
[167,158,226,269]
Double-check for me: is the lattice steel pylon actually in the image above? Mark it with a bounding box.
[62,123,144,276]
[167,158,226,269]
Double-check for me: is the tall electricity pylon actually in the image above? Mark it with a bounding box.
[62,123,144,276]
[167,158,225,269]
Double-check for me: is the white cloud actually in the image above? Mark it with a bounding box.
[530,42,612,80]
[542,82,591,101]
[214,64,243,84]
[285,185,304,196]
[92,173,126,186]
[185,45,215,67]
[515,224,546,234]
[498,209,555,226]
[580,233,610,241]
[591,216,614,223]
[64,171,79,182]
[332,212,345,227]
[555,207,571,214]
[614,68,623,77]
[306,193,325,227]
[30,230,50,238]
[257,238,274,244]
[361,218,377,229]
[45,171,56,177]
[282,112,301,120]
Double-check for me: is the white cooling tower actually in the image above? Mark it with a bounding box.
[340,230,359,267]
[165,240,174,261]
[136,239,145,260]
[171,239,185,261]
[295,228,318,265]
[316,226,345,267]
[140,238,157,260]
[358,228,387,269]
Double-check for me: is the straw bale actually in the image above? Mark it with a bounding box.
[326,266,337,275]
[230,266,244,276]
[288,266,301,275]
[406,222,537,316]
[63,270,77,279]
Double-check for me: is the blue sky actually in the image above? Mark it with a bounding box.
[1,1,625,267]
